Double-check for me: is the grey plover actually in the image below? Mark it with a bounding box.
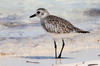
[30,8,90,59]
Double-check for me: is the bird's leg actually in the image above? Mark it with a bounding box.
[54,40,57,59]
[58,39,65,58]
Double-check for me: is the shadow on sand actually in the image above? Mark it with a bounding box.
[20,56,74,59]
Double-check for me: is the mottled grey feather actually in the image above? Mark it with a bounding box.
[41,15,89,34]
[41,15,90,34]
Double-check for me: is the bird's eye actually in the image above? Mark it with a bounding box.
[37,11,40,14]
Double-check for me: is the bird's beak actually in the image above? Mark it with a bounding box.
[30,14,36,18]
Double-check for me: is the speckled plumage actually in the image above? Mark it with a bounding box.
[41,15,89,34]
[41,15,73,33]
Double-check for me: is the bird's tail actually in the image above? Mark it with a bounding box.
[74,27,90,33]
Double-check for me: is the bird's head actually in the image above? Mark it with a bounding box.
[30,8,49,19]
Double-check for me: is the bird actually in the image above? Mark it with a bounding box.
[29,8,90,59]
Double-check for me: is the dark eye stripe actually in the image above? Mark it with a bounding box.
[37,11,40,14]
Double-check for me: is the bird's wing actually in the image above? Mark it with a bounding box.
[41,15,75,34]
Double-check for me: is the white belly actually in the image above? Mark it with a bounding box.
[47,32,80,39]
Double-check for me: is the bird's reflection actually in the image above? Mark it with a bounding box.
[52,59,62,66]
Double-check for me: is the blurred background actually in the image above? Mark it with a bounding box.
[0,0,100,26]
[0,0,100,30]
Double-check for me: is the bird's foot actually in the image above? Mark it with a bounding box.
[55,56,62,59]
[57,56,61,59]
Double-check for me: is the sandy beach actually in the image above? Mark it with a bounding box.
[0,0,100,66]
[0,48,100,66]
